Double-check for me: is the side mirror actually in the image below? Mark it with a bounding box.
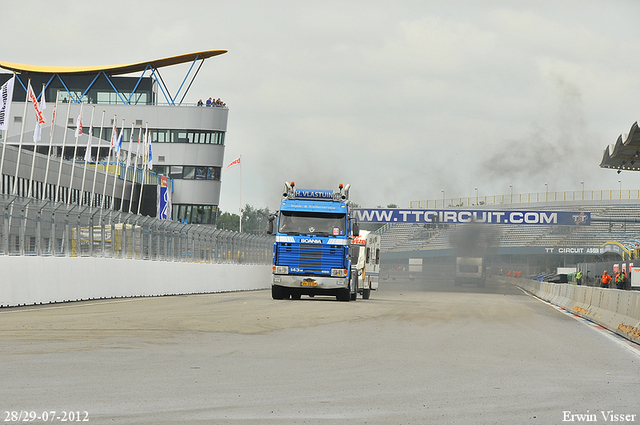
[352,219,359,237]
[267,214,275,235]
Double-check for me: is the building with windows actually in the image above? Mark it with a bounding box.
[0,50,228,224]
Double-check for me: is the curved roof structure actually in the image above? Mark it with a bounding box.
[0,50,227,76]
[600,121,640,171]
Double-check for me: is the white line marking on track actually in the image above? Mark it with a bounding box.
[517,286,640,358]
[0,299,137,314]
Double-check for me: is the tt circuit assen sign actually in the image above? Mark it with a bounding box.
[353,209,590,226]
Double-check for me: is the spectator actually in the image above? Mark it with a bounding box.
[206,97,212,107]
[617,270,627,290]
[197,99,203,106]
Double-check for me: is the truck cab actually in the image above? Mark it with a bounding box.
[269,182,360,301]
[353,231,381,299]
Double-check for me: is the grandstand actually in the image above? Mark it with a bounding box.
[380,198,640,275]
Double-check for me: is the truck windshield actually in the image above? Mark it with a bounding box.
[278,211,346,236]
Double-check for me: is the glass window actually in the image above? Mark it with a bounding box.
[203,206,213,224]
[278,211,346,236]
[97,92,111,104]
[183,166,196,179]
[195,166,207,179]
[177,205,187,222]
[207,167,221,181]
[150,130,168,143]
[154,165,169,176]
[191,206,204,224]
[169,166,183,179]
[171,204,217,224]
[129,92,147,105]
[175,132,188,143]
[58,91,88,103]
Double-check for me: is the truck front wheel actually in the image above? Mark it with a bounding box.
[272,285,287,300]
[337,288,350,302]
[362,288,371,299]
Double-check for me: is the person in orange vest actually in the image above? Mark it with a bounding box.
[601,270,612,288]
[507,270,512,277]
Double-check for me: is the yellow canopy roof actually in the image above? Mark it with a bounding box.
[0,50,227,75]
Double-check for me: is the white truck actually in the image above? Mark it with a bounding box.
[454,257,486,287]
[352,230,381,299]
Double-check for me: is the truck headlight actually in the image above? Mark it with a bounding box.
[273,265,289,275]
[331,268,348,277]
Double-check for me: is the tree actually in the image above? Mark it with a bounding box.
[217,210,240,232]
[217,205,273,234]
[241,204,272,235]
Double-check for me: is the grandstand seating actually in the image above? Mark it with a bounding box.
[380,201,640,254]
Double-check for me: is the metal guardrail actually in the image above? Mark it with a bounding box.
[410,189,640,209]
[0,194,273,264]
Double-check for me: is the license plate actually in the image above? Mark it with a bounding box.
[300,281,317,287]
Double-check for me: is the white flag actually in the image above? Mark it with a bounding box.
[33,85,46,143]
[225,156,241,171]
[27,82,45,125]
[0,76,15,131]
[49,95,58,137]
[125,126,134,169]
[75,107,83,138]
[110,119,118,149]
[84,125,93,162]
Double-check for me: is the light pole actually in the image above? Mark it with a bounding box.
[619,179,622,199]
[581,181,584,200]
[509,184,513,203]
[442,189,445,208]
[545,182,548,201]
[475,187,478,205]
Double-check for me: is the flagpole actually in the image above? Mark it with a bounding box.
[110,119,124,210]
[128,126,141,214]
[137,123,148,215]
[90,110,105,208]
[120,121,134,212]
[27,84,46,198]
[42,91,59,200]
[79,106,96,206]
[101,115,116,209]
[55,98,73,203]
[12,79,31,196]
[239,154,242,233]
[0,74,16,187]
[67,102,83,205]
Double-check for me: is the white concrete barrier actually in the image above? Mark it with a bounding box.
[0,256,271,307]
[503,277,640,345]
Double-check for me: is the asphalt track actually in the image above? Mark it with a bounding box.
[1,276,639,424]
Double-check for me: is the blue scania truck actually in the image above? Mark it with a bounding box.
[268,182,360,301]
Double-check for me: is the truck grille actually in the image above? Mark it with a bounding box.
[276,244,344,274]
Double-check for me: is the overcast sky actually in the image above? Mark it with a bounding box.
[5,1,640,212]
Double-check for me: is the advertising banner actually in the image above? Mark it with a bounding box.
[158,177,171,220]
[353,209,590,226]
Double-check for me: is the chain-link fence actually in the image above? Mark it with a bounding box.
[0,194,273,264]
